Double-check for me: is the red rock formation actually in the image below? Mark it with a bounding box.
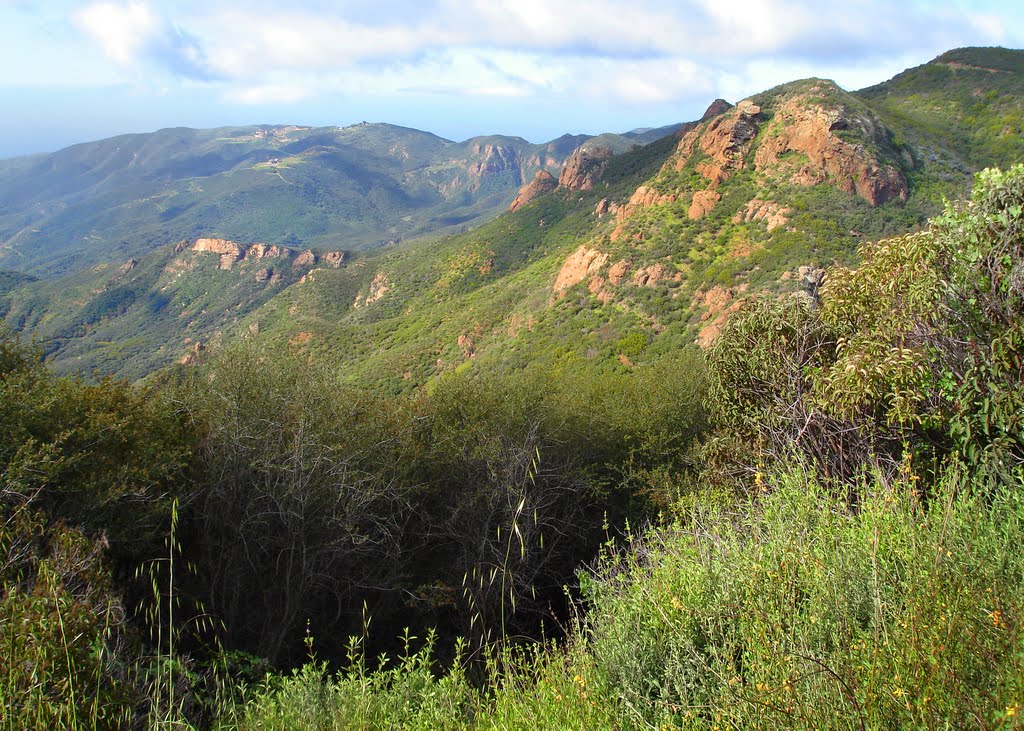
[753,97,908,206]
[609,185,678,241]
[509,170,558,212]
[607,260,630,285]
[322,251,345,268]
[678,100,761,186]
[688,190,721,219]
[632,263,669,287]
[193,238,243,256]
[246,243,291,259]
[733,198,793,230]
[192,238,244,270]
[354,272,390,308]
[553,245,608,293]
[294,250,317,266]
[558,147,613,191]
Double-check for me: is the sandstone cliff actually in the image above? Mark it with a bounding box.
[509,170,558,212]
[558,147,613,191]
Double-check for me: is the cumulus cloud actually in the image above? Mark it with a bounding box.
[74,1,215,79]
[67,0,1020,116]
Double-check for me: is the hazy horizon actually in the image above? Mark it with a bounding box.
[2,0,1022,159]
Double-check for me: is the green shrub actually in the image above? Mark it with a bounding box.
[581,465,1024,729]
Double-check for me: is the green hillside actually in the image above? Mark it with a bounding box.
[4,48,1022,390]
[0,123,640,277]
[222,48,1023,394]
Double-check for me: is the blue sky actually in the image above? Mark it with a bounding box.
[1,0,1021,158]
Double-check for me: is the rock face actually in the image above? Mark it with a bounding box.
[677,100,761,186]
[193,238,243,256]
[189,238,344,272]
[553,245,608,293]
[607,260,630,285]
[752,93,908,206]
[246,243,290,259]
[294,250,317,267]
[688,189,721,220]
[733,198,793,230]
[193,237,244,269]
[468,144,523,190]
[509,170,558,212]
[700,98,734,121]
[632,263,671,287]
[558,147,613,191]
[354,272,390,308]
[322,251,346,268]
[693,284,748,348]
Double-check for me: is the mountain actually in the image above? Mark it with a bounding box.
[0,122,664,278]
[3,47,1022,384]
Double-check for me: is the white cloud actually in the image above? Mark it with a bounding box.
[73,1,213,79]
[225,82,314,105]
[74,1,159,65]
[63,0,1023,123]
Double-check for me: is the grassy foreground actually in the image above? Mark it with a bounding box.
[222,465,1024,730]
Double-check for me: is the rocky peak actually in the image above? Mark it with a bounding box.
[752,92,908,206]
[700,98,734,121]
[509,169,558,212]
[677,100,761,187]
[558,147,613,191]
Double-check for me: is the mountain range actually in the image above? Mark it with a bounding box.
[1,46,1022,385]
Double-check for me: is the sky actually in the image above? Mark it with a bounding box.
[1,0,1021,158]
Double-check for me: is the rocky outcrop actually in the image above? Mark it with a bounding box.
[693,284,748,348]
[468,144,522,189]
[246,243,290,259]
[193,238,244,270]
[558,147,613,191]
[119,259,137,274]
[509,170,557,212]
[178,341,205,366]
[752,94,908,206]
[607,260,630,285]
[553,245,608,294]
[632,263,673,287]
[594,198,619,217]
[294,250,317,267]
[700,98,734,121]
[193,238,243,256]
[354,272,390,308]
[688,190,721,220]
[677,100,761,186]
[733,198,793,230]
[610,185,678,241]
[189,238,343,272]
[322,251,345,268]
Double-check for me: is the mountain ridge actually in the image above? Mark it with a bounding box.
[3,46,1022,385]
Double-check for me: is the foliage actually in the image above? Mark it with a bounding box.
[705,164,1024,491]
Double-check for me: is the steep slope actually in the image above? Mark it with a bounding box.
[857,47,1024,170]
[227,49,1021,393]
[0,123,659,278]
